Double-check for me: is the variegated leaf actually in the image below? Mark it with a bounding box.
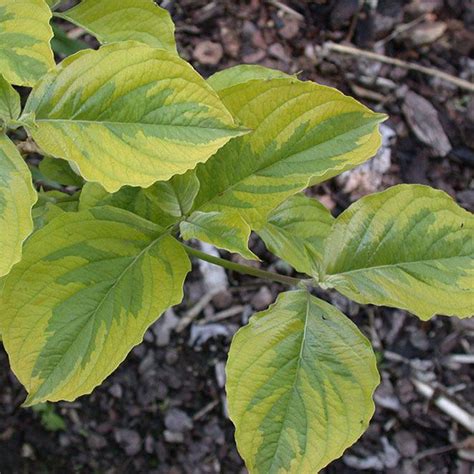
[226,290,379,474]
[58,0,176,53]
[0,207,190,405]
[184,77,384,257]
[0,134,37,276]
[79,172,200,228]
[207,64,292,92]
[258,194,334,275]
[23,41,245,192]
[0,74,20,123]
[0,0,55,86]
[180,211,258,260]
[321,184,474,319]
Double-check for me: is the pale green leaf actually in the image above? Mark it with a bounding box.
[0,207,191,405]
[0,0,55,86]
[321,184,474,320]
[39,156,83,186]
[79,176,197,228]
[58,0,176,53]
[0,134,37,276]
[151,171,200,217]
[258,194,334,275]
[180,211,258,260]
[184,77,384,257]
[23,41,245,192]
[226,290,379,474]
[0,75,20,122]
[207,64,292,92]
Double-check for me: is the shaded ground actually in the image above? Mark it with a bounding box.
[1,0,473,473]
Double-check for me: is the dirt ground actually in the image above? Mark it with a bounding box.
[1,1,473,473]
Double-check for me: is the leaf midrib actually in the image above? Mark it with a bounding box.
[29,231,168,402]
[325,254,471,278]
[35,118,240,132]
[195,119,378,215]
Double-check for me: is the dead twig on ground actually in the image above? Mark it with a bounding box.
[323,42,474,92]
[412,378,474,433]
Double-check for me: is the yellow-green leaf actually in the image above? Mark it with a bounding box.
[226,290,379,474]
[33,190,79,229]
[207,64,292,92]
[258,194,334,275]
[0,74,20,122]
[23,41,245,192]
[185,77,384,257]
[79,174,199,228]
[180,211,258,260]
[151,171,200,218]
[0,207,190,405]
[58,0,176,53]
[0,0,55,86]
[321,184,474,320]
[0,134,37,276]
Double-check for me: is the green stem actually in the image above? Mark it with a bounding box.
[182,243,311,288]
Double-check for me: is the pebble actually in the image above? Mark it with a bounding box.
[250,286,273,311]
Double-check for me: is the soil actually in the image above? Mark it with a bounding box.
[1,1,473,473]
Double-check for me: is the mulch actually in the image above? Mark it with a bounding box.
[1,1,473,472]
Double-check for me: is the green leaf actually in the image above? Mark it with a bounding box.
[180,211,258,260]
[0,135,37,277]
[207,64,292,92]
[0,207,190,405]
[258,194,334,275]
[58,0,176,53]
[33,190,79,229]
[23,41,245,192]
[151,171,200,218]
[321,184,474,320]
[0,0,55,86]
[184,77,384,257]
[51,23,88,57]
[0,75,20,123]
[79,174,198,228]
[39,156,83,187]
[226,290,379,474]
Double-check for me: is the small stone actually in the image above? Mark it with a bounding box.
[251,286,274,311]
[114,429,142,456]
[193,41,223,65]
[394,430,418,458]
[21,443,35,459]
[212,289,233,310]
[402,90,452,157]
[164,408,193,433]
[164,430,184,444]
[144,434,155,454]
[87,433,107,450]
[410,22,447,45]
[165,348,179,365]
[268,43,290,63]
[279,18,300,39]
[108,383,123,399]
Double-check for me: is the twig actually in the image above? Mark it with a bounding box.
[266,0,304,21]
[375,13,429,47]
[323,41,474,92]
[200,305,245,325]
[193,399,220,421]
[412,378,474,433]
[176,290,219,333]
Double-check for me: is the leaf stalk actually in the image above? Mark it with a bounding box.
[182,243,312,288]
